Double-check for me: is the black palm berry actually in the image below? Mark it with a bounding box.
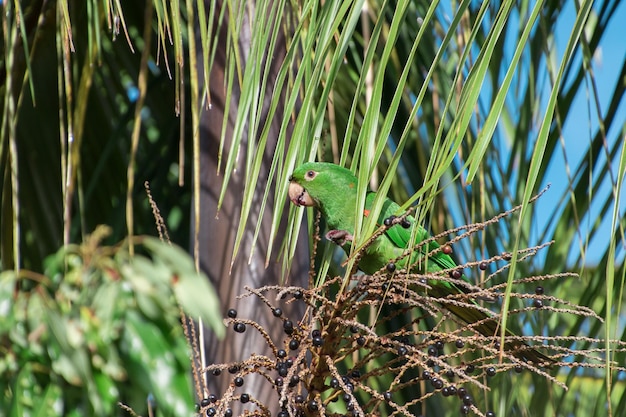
[277,365,288,377]
[206,407,216,416]
[275,377,284,386]
[384,216,396,227]
[211,368,221,376]
[312,336,324,347]
[277,349,287,358]
[460,404,471,415]
[349,325,359,333]
[224,409,233,417]
[457,387,467,398]
[451,269,463,279]
[295,394,304,403]
[428,346,438,356]
[307,400,319,411]
[462,395,473,405]
[278,410,289,417]
[431,378,444,389]
[294,290,303,299]
[311,329,321,338]
[289,375,300,386]
[486,366,496,377]
[422,370,431,380]
[357,336,366,346]
[200,398,210,407]
[401,218,411,228]
[195,403,200,412]
[234,376,244,386]
[455,339,465,348]
[535,286,544,295]
[233,322,246,333]
[448,386,457,396]
[486,412,496,417]
[240,393,250,403]
[227,309,237,318]
[383,391,392,401]
[283,320,294,334]
[446,369,455,379]
[208,394,217,403]
[533,299,544,308]
[514,364,524,373]
[228,365,240,374]
[351,370,361,379]
[442,387,451,396]
[273,308,283,317]
[346,402,355,411]
[342,393,351,402]
[435,340,445,351]
[330,378,339,388]
[398,346,408,356]
[479,261,488,270]
[285,357,294,367]
[289,339,300,350]
[465,364,475,374]
[386,262,397,273]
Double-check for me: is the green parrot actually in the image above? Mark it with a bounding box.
[288,161,552,366]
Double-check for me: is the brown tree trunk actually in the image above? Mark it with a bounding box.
[192,0,309,410]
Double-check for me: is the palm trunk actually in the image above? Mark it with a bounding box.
[192,0,309,409]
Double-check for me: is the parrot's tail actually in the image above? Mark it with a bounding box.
[439,299,554,367]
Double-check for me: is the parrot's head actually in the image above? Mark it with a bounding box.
[288,162,358,212]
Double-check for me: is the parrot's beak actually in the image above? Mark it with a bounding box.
[288,181,314,207]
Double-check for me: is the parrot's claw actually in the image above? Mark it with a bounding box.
[325,229,354,246]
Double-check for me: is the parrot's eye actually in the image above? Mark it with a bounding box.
[305,170,317,180]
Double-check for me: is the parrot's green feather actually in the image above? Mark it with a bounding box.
[289,162,553,366]
[363,191,462,294]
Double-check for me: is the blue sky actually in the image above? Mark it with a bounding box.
[440,1,626,268]
[536,0,626,267]
[431,1,626,269]
[404,2,623,269]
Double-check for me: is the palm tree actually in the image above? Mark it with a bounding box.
[1,0,624,416]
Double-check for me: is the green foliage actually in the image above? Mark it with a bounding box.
[0,227,223,417]
[1,0,625,416]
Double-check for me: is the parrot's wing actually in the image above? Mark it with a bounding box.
[364,192,456,272]
[364,192,411,248]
